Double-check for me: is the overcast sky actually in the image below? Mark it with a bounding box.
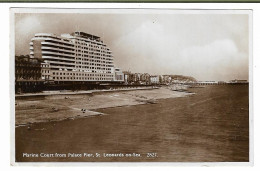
[15,11,249,81]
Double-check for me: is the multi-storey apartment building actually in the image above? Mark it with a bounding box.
[15,55,44,93]
[29,31,124,83]
[150,75,160,84]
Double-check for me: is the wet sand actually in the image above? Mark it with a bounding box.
[15,85,249,162]
[15,87,189,126]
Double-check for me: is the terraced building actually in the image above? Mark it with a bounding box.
[29,31,124,83]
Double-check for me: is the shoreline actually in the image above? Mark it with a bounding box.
[15,86,159,98]
[15,87,194,127]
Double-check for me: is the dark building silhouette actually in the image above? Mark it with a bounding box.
[15,55,44,93]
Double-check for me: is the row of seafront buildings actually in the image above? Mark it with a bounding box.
[15,31,248,93]
[123,73,248,85]
[15,31,124,93]
[15,31,197,93]
[123,73,197,85]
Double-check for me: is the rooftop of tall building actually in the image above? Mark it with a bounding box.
[73,31,101,41]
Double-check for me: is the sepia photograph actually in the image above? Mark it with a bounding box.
[11,8,252,164]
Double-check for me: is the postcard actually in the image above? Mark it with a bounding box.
[10,8,252,165]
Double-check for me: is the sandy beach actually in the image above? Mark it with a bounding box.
[15,87,192,126]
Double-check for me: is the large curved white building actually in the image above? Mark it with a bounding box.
[29,31,124,83]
